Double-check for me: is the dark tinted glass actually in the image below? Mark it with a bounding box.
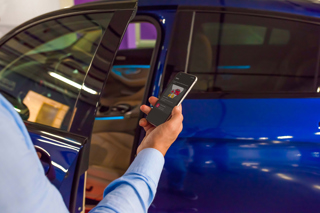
[187,13,320,93]
[0,13,113,130]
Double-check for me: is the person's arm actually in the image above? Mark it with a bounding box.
[0,94,68,213]
[89,148,163,213]
[90,96,183,213]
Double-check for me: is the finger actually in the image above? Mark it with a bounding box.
[139,118,155,132]
[140,105,152,115]
[149,96,159,106]
[166,105,183,127]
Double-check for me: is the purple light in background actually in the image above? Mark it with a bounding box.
[141,23,157,40]
[119,23,136,50]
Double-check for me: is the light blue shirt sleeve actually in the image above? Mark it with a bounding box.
[0,93,165,213]
[89,148,164,213]
[0,94,69,213]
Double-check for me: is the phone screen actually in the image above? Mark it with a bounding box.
[146,72,197,126]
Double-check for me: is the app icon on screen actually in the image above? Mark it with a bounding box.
[168,84,184,99]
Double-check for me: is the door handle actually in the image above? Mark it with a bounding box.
[34,146,55,181]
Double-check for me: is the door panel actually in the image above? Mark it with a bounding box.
[151,98,320,213]
[26,121,86,208]
[0,2,137,212]
[150,8,320,213]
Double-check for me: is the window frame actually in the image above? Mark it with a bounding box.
[161,6,320,99]
[127,14,164,161]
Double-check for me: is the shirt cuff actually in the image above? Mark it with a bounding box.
[125,148,164,185]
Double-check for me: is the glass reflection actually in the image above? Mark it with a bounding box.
[0,13,113,130]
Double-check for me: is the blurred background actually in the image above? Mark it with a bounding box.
[0,0,97,38]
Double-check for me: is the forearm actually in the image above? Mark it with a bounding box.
[89,148,164,213]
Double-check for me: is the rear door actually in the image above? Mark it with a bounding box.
[153,8,320,213]
[0,1,136,212]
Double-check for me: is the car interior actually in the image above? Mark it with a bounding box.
[86,21,158,201]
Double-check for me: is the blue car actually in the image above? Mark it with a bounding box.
[1,0,320,212]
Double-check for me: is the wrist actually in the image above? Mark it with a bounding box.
[138,143,169,157]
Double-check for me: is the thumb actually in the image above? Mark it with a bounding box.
[166,105,183,127]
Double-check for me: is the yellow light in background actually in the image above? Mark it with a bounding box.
[261,169,269,172]
[277,173,293,180]
[272,141,281,144]
[49,72,97,94]
[252,166,258,169]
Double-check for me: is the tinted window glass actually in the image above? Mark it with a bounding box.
[0,13,113,130]
[203,23,267,45]
[186,13,320,93]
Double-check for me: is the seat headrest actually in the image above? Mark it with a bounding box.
[188,33,213,73]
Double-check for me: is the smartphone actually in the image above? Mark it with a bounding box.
[146,72,197,126]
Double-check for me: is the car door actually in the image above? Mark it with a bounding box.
[150,8,320,213]
[0,1,137,212]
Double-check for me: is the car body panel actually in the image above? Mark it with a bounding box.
[148,98,320,212]
[153,136,320,212]
[133,3,320,213]
[25,121,86,209]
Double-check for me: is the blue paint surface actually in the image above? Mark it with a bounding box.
[26,124,84,209]
[149,98,320,212]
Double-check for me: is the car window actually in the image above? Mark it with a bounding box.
[202,22,290,45]
[188,13,320,93]
[0,13,113,130]
[164,12,320,93]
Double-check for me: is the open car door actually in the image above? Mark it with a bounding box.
[0,1,137,212]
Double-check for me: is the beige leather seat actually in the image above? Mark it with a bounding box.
[86,132,133,200]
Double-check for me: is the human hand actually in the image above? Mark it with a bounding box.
[137,96,183,156]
